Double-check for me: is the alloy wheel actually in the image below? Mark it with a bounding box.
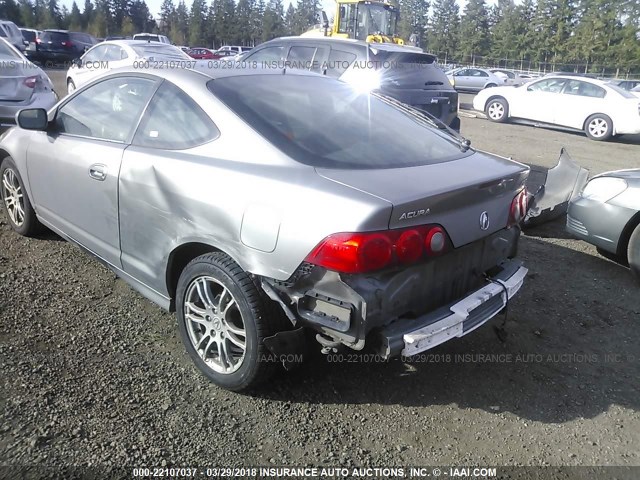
[2,168,25,227]
[184,276,247,374]
[488,102,504,120]
[588,118,608,138]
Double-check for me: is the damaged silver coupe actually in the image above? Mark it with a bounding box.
[1,67,530,391]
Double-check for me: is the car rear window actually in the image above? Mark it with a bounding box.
[0,40,20,58]
[42,31,69,42]
[208,75,468,169]
[131,44,189,59]
[134,35,159,42]
[22,30,36,42]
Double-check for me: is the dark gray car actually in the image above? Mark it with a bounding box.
[241,37,460,130]
[567,169,640,281]
[1,67,528,391]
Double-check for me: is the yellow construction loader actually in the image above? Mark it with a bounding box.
[301,0,406,45]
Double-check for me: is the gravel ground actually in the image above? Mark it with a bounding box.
[1,74,639,471]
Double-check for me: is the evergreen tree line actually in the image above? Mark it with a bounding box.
[1,0,638,74]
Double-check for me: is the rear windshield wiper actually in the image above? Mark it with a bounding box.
[373,92,472,152]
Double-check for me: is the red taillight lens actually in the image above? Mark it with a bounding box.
[35,38,41,44]
[305,225,451,274]
[61,41,73,48]
[23,76,37,88]
[508,189,528,226]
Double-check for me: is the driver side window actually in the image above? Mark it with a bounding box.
[56,76,156,142]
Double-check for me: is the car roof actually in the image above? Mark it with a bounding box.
[99,39,176,47]
[263,36,423,53]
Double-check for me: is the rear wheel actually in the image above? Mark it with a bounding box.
[584,114,613,141]
[628,224,640,283]
[485,83,497,88]
[485,97,509,123]
[176,252,279,391]
[1,157,42,236]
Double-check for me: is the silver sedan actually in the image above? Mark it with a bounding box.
[0,66,529,390]
[0,38,57,125]
[567,170,640,281]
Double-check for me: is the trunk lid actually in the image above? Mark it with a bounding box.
[316,151,529,248]
[0,57,33,102]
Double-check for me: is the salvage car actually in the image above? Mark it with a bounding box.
[567,170,640,281]
[0,38,57,126]
[0,67,529,391]
[473,75,640,141]
[446,67,507,92]
[65,40,191,93]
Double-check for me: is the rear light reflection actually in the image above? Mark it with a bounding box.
[305,225,451,274]
[23,76,37,88]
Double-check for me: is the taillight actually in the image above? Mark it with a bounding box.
[61,41,73,48]
[508,189,528,226]
[305,225,451,274]
[23,76,37,88]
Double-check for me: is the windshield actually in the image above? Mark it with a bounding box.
[208,75,468,169]
[131,44,189,60]
[356,4,397,38]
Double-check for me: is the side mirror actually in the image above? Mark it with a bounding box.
[72,57,82,67]
[17,108,48,131]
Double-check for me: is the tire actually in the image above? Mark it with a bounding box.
[485,97,509,123]
[628,224,640,283]
[67,79,76,95]
[0,157,43,236]
[584,114,613,141]
[176,252,279,391]
[485,83,497,88]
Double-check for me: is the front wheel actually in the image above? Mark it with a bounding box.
[176,252,278,391]
[628,224,640,283]
[584,114,613,141]
[1,157,43,236]
[485,97,509,123]
[67,79,76,95]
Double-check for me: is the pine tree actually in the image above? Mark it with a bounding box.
[398,0,430,47]
[284,3,295,36]
[262,0,284,42]
[490,0,521,64]
[428,0,459,61]
[236,0,253,45]
[68,1,83,30]
[458,0,491,62]
[18,0,35,27]
[82,0,94,29]
[0,0,22,23]
[189,0,207,46]
[159,0,175,35]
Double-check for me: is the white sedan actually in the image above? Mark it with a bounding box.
[65,40,191,94]
[473,75,640,141]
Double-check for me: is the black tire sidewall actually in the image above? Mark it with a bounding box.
[176,254,265,391]
[585,114,613,141]
[0,157,39,236]
[486,98,508,123]
[67,79,75,93]
[628,224,640,283]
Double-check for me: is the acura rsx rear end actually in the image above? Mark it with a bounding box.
[0,67,529,391]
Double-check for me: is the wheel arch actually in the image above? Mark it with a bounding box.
[165,242,226,311]
[616,210,640,262]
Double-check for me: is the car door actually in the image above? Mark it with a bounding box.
[26,75,158,267]
[74,44,109,87]
[508,78,567,123]
[467,69,490,90]
[118,81,220,292]
[553,80,607,129]
[453,69,471,89]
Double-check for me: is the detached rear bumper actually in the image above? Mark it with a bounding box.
[373,259,527,358]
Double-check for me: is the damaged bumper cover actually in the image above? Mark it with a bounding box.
[375,259,526,358]
[262,227,525,358]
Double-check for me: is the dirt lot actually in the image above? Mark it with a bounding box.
[1,74,639,471]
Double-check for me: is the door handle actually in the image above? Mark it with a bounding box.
[89,164,107,181]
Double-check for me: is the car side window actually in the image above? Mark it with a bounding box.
[246,46,283,63]
[528,78,567,93]
[578,81,606,98]
[287,46,316,71]
[326,49,356,78]
[56,76,156,142]
[83,44,108,63]
[103,45,123,62]
[133,81,220,150]
[454,69,467,76]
